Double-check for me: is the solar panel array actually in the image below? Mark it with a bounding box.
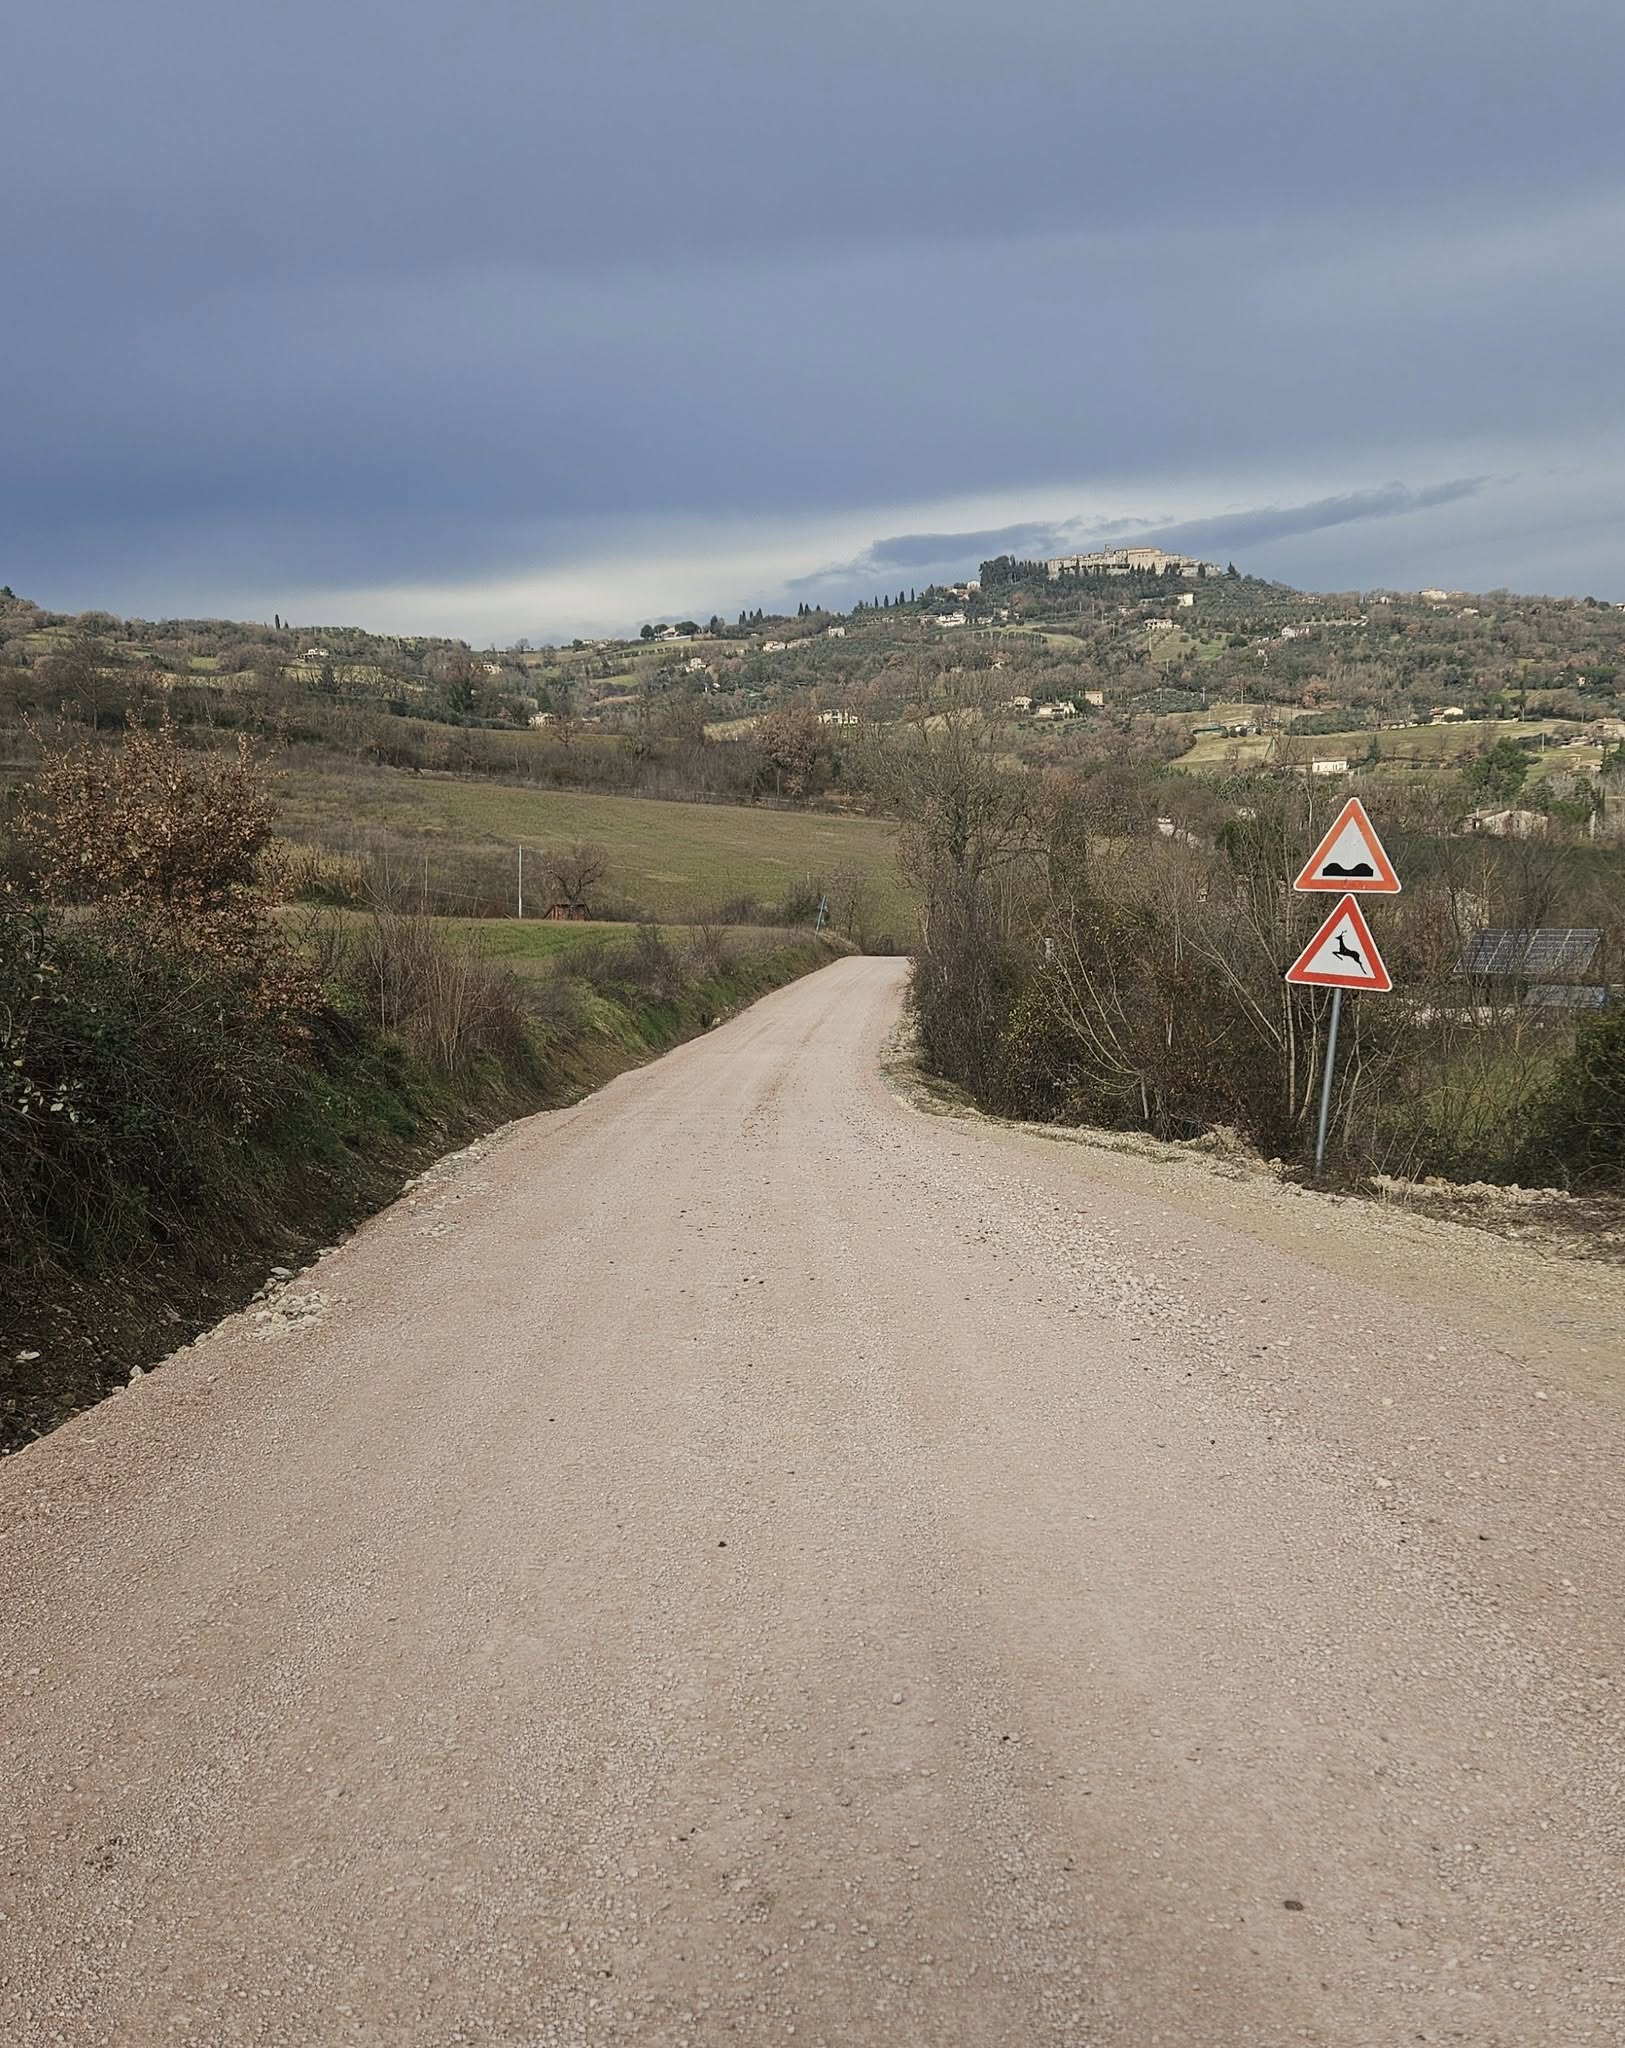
[1457,928,1602,978]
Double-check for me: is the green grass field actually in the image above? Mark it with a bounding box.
[276,767,913,939]
[426,917,796,970]
[301,913,794,978]
[429,918,618,967]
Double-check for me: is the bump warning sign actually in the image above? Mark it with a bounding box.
[1292,798,1401,895]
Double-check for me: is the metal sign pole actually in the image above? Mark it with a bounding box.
[1313,986,1344,1177]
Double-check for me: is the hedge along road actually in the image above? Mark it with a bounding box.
[3,957,1622,2047]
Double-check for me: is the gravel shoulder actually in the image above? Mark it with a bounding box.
[883,1036,1625,1414]
[2,957,1622,2047]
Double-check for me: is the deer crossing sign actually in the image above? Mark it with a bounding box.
[1283,895,1393,993]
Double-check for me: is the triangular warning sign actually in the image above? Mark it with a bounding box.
[1285,894,1393,992]
[1293,797,1401,894]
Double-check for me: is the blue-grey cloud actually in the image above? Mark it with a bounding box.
[4,1,1625,625]
[1132,479,1494,563]
[858,524,1068,573]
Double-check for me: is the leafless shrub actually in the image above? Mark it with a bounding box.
[684,912,736,979]
[338,907,528,1072]
[622,920,684,1002]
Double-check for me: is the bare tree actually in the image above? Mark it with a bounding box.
[865,683,1036,1078]
[548,677,580,747]
[37,632,110,729]
[539,840,608,914]
[826,862,874,949]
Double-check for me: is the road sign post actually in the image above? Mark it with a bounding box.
[1288,800,1402,1176]
[1313,989,1343,1177]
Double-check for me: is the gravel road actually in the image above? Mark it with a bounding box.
[3,956,1622,2047]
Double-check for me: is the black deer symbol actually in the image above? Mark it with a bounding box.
[1332,932,1366,972]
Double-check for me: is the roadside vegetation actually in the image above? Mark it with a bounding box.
[0,722,849,1448]
[875,687,1625,1196]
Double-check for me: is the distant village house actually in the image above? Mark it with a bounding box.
[1466,807,1548,839]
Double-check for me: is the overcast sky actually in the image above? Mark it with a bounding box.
[7,1,1625,640]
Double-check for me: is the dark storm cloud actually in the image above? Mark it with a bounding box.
[5,0,1625,625]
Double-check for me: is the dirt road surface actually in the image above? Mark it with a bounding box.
[4,957,1623,2046]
